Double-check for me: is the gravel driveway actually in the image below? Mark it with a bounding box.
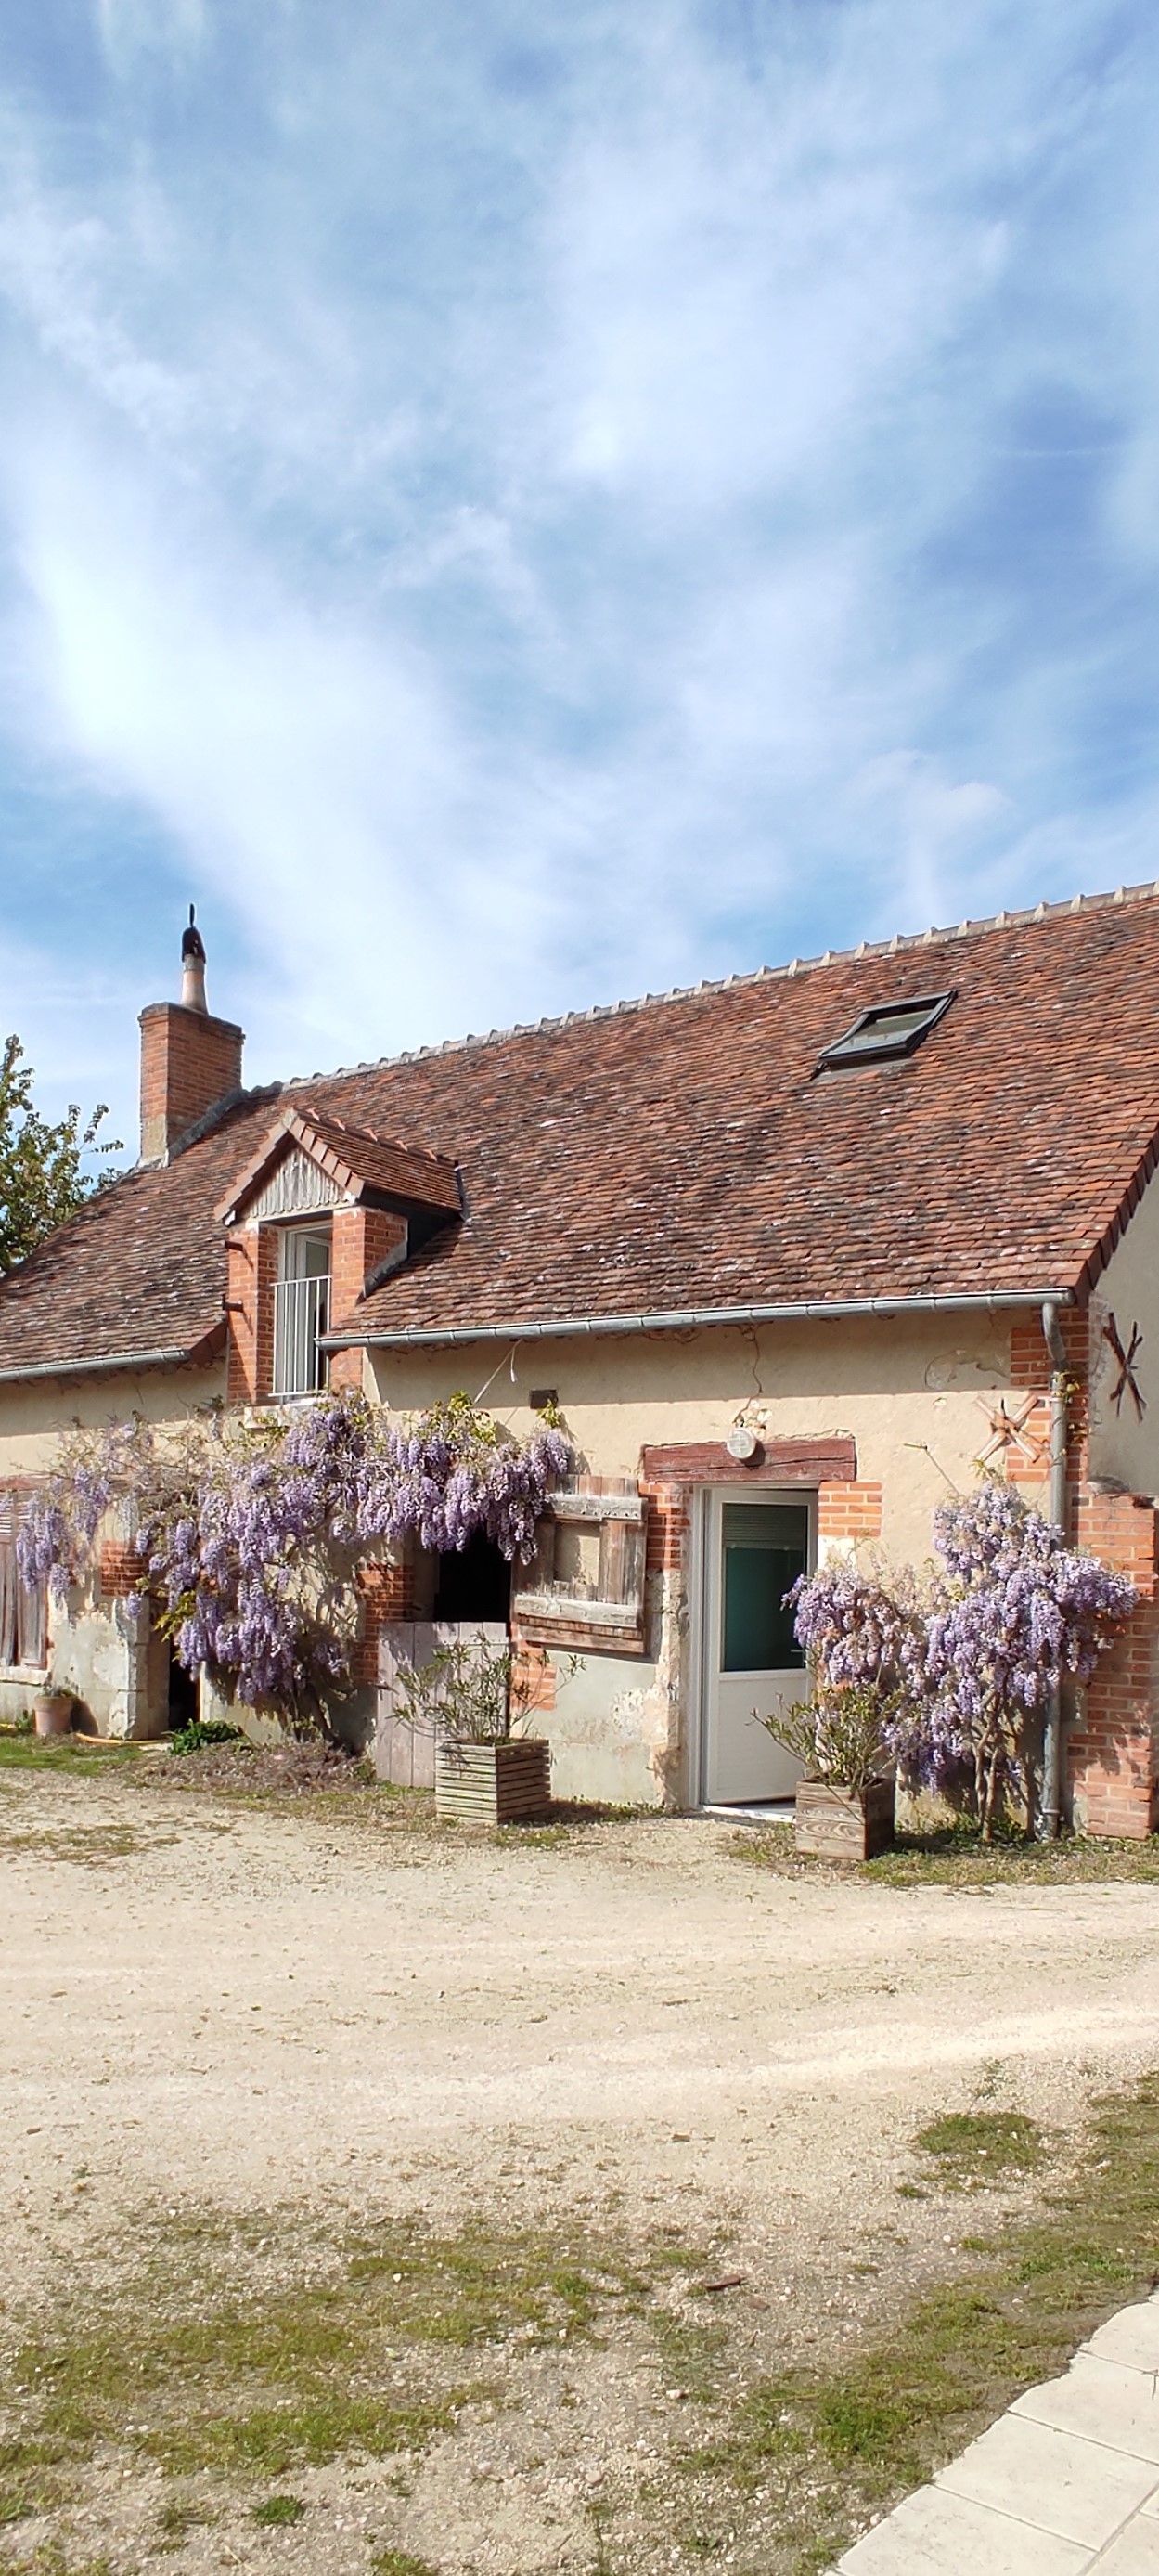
[2,1766,1158,2573]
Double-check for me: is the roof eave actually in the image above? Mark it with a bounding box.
[0,1325,225,1388]
[322,1285,1077,1353]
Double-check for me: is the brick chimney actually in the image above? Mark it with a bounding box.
[139,907,244,1163]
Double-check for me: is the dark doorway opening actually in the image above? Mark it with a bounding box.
[167,1647,200,1733]
[432,1534,511,1625]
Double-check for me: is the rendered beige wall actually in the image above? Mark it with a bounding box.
[368,1309,1014,1566]
[0,1359,226,1477]
[0,1361,225,1732]
[1088,1176,1159,1496]
[0,1313,1031,1780]
[369,1312,1017,1806]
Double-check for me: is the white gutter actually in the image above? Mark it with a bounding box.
[0,1344,198,1386]
[324,1287,1075,1353]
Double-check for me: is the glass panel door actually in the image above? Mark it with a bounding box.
[703,1489,813,1805]
[721,1502,808,1672]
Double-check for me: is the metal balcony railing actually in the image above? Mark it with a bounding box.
[273,1272,331,1397]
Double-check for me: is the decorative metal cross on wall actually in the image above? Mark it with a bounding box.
[1103,1312,1145,1419]
[976,1394,1048,1470]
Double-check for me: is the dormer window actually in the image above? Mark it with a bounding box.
[818,990,955,1069]
[273,1224,331,1396]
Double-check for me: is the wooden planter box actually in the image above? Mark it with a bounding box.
[435,1737,551,1825]
[794,1775,895,1861]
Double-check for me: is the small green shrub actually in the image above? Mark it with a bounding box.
[171,1718,245,1756]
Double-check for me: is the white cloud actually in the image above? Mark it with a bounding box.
[0,0,1157,1108]
[95,0,208,71]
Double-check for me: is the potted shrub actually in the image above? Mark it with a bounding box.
[393,1637,552,1825]
[759,1682,895,1860]
[32,1687,73,1740]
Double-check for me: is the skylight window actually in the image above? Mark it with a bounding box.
[818,990,955,1069]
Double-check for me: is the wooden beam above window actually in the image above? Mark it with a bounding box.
[639,1436,856,1486]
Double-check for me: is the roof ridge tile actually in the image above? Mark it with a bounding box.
[275,878,1159,1091]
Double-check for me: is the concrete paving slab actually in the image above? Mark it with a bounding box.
[1086,2298,1159,2378]
[1140,2484,1159,2519]
[1084,2522,1159,2571]
[1014,2356,1159,2464]
[835,2483,1090,2573]
[936,2413,1159,2548]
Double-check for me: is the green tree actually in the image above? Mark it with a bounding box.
[0,1035,122,1274]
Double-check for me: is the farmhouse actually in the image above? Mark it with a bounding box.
[2,887,1158,1835]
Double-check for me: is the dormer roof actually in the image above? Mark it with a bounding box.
[215,1107,461,1228]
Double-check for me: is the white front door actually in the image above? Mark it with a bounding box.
[702,1488,813,1804]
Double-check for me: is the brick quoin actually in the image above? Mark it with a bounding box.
[641,1483,689,1574]
[139,1003,243,1162]
[818,1482,882,1539]
[511,1641,556,1717]
[1069,1489,1159,1840]
[225,1223,277,1404]
[1007,1310,1090,1499]
[327,1207,406,1392]
[99,1540,148,1599]
[353,1559,413,1687]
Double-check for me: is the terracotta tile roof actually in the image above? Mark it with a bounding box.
[4,885,1159,1378]
[216,1107,461,1223]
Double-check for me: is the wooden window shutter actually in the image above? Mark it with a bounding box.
[512,1480,647,1656]
[0,1493,16,1668]
[0,1490,48,1670]
[17,1568,46,1668]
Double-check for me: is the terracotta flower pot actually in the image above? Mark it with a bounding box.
[33,1689,73,1740]
[794,1775,895,1861]
[434,1737,551,1825]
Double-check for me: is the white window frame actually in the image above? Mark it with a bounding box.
[272,1223,332,1398]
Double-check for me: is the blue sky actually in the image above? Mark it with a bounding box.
[1,0,1158,1146]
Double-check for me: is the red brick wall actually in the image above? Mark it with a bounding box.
[1069,1489,1159,1840]
[1008,1310,1089,1495]
[642,1483,689,1574]
[139,1003,243,1162]
[328,1207,407,1391]
[512,1640,556,1716]
[353,1559,413,1686]
[225,1223,277,1404]
[818,1481,882,1539]
[99,1540,148,1599]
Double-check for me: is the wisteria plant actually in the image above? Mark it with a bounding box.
[786,1482,1137,1840]
[18,1391,570,1735]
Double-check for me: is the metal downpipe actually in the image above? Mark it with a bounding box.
[1040,1299,1070,1839]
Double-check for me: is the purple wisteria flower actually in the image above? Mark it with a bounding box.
[788,1480,1137,1838]
[19,1392,571,1732]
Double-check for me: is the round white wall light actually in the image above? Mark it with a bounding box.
[725,1424,759,1462]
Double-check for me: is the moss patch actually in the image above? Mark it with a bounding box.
[912,2110,1045,2191]
[0,1733,144,1773]
[0,1820,162,1867]
[251,2492,306,2525]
